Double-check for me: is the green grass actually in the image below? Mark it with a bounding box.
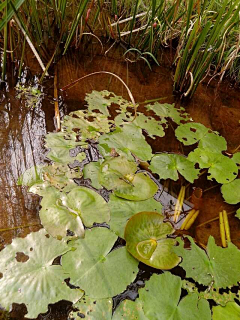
[0,0,240,97]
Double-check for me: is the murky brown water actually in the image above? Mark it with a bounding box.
[0,41,240,319]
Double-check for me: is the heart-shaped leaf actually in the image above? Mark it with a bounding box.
[125,212,180,269]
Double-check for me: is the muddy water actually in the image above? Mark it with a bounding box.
[0,42,240,319]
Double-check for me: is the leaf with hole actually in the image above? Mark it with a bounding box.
[125,212,180,269]
[133,113,165,138]
[109,195,162,239]
[188,148,238,184]
[173,236,240,288]
[62,228,138,299]
[0,229,83,318]
[98,123,153,161]
[149,153,199,183]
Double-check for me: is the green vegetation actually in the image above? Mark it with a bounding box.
[1,1,240,97]
[1,90,236,318]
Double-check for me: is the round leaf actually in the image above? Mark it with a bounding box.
[221,179,240,204]
[63,186,110,227]
[175,123,208,145]
[62,228,138,298]
[125,212,180,269]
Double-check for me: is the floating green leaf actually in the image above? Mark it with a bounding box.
[150,153,199,183]
[133,113,165,138]
[83,161,102,189]
[125,212,180,269]
[221,179,240,204]
[140,273,211,320]
[62,228,138,299]
[212,302,240,320]
[232,152,240,165]
[99,157,158,200]
[188,148,238,184]
[0,229,83,318]
[175,122,227,152]
[70,297,113,320]
[85,90,113,116]
[113,299,146,320]
[109,195,162,239]
[146,102,189,125]
[98,123,153,161]
[29,183,60,208]
[174,236,240,288]
[39,204,84,239]
[17,165,44,187]
[62,186,110,227]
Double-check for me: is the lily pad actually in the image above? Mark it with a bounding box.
[149,153,199,183]
[62,228,138,298]
[70,297,113,320]
[108,195,162,239]
[99,157,158,200]
[221,179,240,204]
[0,229,83,318]
[125,212,180,269]
[188,148,238,184]
[113,299,146,320]
[98,123,153,161]
[133,113,165,138]
[83,161,102,189]
[146,102,189,125]
[212,302,240,320]
[140,272,211,320]
[174,236,240,288]
[39,204,84,239]
[62,186,110,227]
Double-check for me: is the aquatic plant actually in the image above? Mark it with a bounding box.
[1,89,239,318]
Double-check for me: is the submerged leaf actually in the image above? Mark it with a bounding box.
[0,229,83,318]
[70,297,113,320]
[150,153,199,183]
[188,148,238,184]
[174,236,240,288]
[212,302,240,320]
[140,273,211,320]
[125,212,180,269]
[99,157,158,200]
[109,195,162,239]
[62,228,138,298]
[98,123,153,161]
[221,179,240,204]
[62,186,110,227]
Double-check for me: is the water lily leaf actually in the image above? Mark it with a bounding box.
[140,272,211,320]
[83,161,102,189]
[42,163,81,191]
[189,148,238,184]
[199,132,227,152]
[232,152,240,165]
[125,212,180,269]
[149,153,199,183]
[98,123,153,161]
[63,110,112,142]
[99,157,158,200]
[85,90,112,116]
[17,165,44,187]
[174,236,240,288]
[62,186,110,227]
[146,102,189,125]
[133,113,165,138]
[62,228,138,299]
[221,179,240,204]
[70,297,113,320]
[108,195,162,239]
[29,183,60,208]
[212,302,240,320]
[0,229,83,318]
[39,204,84,239]
[113,299,146,320]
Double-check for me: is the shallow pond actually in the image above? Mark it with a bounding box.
[0,42,239,319]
